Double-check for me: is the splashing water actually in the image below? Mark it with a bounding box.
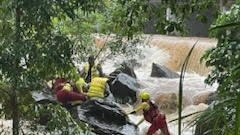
[100,37,218,135]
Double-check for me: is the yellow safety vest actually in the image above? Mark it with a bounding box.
[75,77,87,93]
[83,64,100,79]
[87,77,108,98]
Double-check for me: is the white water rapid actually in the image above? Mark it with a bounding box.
[100,36,218,135]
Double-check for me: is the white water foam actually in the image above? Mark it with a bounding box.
[101,45,217,135]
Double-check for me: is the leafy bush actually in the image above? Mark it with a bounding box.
[199,3,240,135]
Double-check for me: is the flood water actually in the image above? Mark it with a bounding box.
[101,35,218,135]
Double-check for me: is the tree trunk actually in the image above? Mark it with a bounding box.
[12,0,21,134]
[12,87,19,135]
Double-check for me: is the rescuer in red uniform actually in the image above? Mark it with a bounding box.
[128,91,170,135]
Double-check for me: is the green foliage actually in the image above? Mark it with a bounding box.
[200,3,240,134]
[194,107,231,135]
[151,0,218,34]
[0,0,228,134]
[104,0,149,38]
[25,104,91,135]
[0,0,105,134]
[102,0,219,36]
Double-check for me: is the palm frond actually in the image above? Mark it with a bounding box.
[209,22,240,31]
[178,41,198,135]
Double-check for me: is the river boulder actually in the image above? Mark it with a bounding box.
[109,61,137,79]
[31,89,139,135]
[109,73,140,104]
[151,63,179,78]
[76,99,139,135]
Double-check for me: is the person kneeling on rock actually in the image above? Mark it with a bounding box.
[56,83,87,105]
[74,77,89,94]
[128,91,170,135]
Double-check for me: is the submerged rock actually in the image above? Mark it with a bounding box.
[109,73,140,104]
[76,99,139,135]
[154,92,190,114]
[193,91,216,105]
[151,63,179,78]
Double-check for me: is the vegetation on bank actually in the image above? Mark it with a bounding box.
[196,3,240,135]
[0,0,238,135]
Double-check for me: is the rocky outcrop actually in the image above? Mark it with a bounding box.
[77,99,139,135]
[109,62,137,79]
[31,90,138,135]
[109,73,140,104]
[151,63,179,78]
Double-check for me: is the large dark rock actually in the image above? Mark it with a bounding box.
[77,99,139,135]
[31,88,138,135]
[109,73,140,104]
[151,63,179,78]
[110,61,137,79]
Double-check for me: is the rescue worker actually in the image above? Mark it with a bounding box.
[74,77,88,94]
[56,83,87,105]
[80,55,104,83]
[128,91,170,135]
[52,78,67,94]
[86,77,110,99]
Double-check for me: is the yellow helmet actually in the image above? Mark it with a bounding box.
[140,91,150,100]
[63,83,72,92]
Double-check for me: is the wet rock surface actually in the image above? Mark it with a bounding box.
[76,99,139,135]
[151,63,179,78]
[109,62,137,79]
[31,91,138,135]
[108,73,140,104]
